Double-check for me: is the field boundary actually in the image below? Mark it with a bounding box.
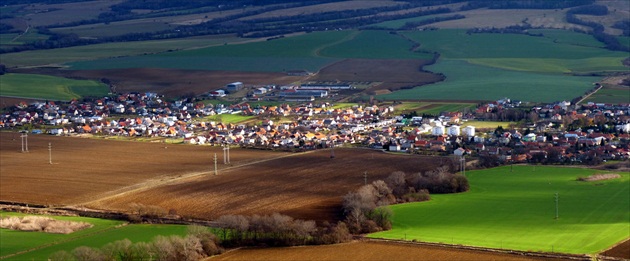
[364,238,592,261]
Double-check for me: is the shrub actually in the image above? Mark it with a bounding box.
[0,216,93,234]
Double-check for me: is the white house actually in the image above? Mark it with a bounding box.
[616,123,630,133]
[463,126,475,137]
[432,126,445,136]
[254,88,267,95]
[447,125,460,136]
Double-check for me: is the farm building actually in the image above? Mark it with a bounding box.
[301,83,352,90]
[209,90,226,97]
[432,126,445,136]
[448,125,460,136]
[226,82,244,92]
[254,88,268,95]
[463,126,475,137]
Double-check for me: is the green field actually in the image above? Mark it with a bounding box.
[368,29,627,102]
[0,212,188,260]
[67,30,353,71]
[67,30,435,71]
[0,73,109,101]
[377,59,598,102]
[394,102,476,115]
[369,166,630,254]
[318,30,432,59]
[461,120,517,129]
[203,113,255,124]
[0,34,247,68]
[583,87,630,104]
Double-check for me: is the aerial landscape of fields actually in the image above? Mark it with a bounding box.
[0,0,628,260]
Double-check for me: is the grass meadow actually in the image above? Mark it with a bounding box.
[0,73,109,101]
[0,212,188,260]
[369,165,630,254]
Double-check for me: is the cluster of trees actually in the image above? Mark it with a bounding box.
[565,5,629,52]
[400,14,465,30]
[49,226,223,261]
[342,167,468,233]
[612,20,630,36]
[466,24,540,35]
[214,213,351,247]
[460,0,594,10]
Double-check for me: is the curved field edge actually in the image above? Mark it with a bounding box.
[64,30,434,72]
[376,59,599,103]
[368,165,630,255]
[0,73,109,101]
[0,212,187,261]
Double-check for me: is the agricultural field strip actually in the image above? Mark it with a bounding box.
[74,150,317,208]
[311,30,360,57]
[0,214,126,259]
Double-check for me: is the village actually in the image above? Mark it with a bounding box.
[1,82,629,166]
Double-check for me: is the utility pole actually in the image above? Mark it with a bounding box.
[214,153,218,175]
[555,192,559,219]
[227,145,230,163]
[221,144,227,164]
[330,142,335,158]
[20,132,29,152]
[460,156,466,176]
[48,143,52,164]
[364,171,367,185]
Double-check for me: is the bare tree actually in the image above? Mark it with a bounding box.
[385,171,407,197]
[49,251,75,261]
[71,246,106,261]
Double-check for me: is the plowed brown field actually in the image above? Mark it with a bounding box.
[601,239,630,259]
[0,132,286,205]
[310,59,443,93]
[210,240,564,261]
[88,148,445,222]
[1,132,447,222]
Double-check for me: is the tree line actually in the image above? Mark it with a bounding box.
[342,166,469,234]
[565,4,629,52]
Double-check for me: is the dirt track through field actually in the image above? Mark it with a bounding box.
[86,148,446,222]
[73,150,316,208]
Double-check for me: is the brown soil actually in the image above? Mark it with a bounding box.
[309,59,443,93]
[0,97,43,108]
[210,240,565,261]
[13,68,305,98]
[88,149,446,222]
[601,239,630,259]
[0,132,286,205]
